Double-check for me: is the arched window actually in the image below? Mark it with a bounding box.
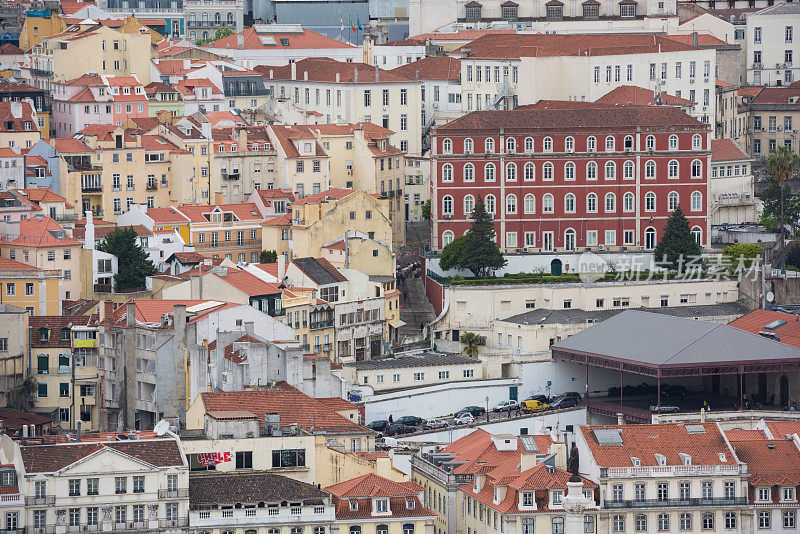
[442,138,452,154]
[463,163,475,181]
[623,192,635,212]
[189,11,196,23]
[441,163,453,182]
[506,194,517,214]
[645,227,657,249]
[464,138,474,154]
[484,162,496,181]
[506,162,517,181]
[645,160,656,179]
[403,525,415,534]
[645,192,656,212]
[543,137,553,152]
[586,193,597,212]
[624,135,634,151]
[605,136,615,152]
[623,160,634,179]
[442,230,455,246]
[442,195,453,215]
[524,137,534,153]
[189,30,196,40]
[376,526,389,534]
[522,518,535,534]
[646,135,655,151]
[485,194,496,214]
[524,162,535,181]
[543,162,554,180]
[691,159,702,178]
[692,134,702,150]
[586,161,598,180]
[668,191,679,211]
[351,527,362,534]
[201,30,209,40]
[227,11,234,24]
[565,136,575,153]
[587,136,597,152]
[605,192,616,212]
[564,193,576,213]
[464,194,475,215]
[669,134,679,150]
[543,194,554,213]
[564,228,576,251]
[691,191,703,211]
[691,226,702,245]
[214,12,221,24]
[485,138,495,153]
[564,161,576,181]
[202,12,208,23]
[506,137,516,154]
[605,161,616,180]
[524,194,535,214]
[668,160,679,179]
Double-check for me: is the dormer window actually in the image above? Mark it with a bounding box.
[39,328,49,342]
[551,490,563,505]
[655,454,667,466]
[680,453,692,466]
[349,501,358,511]
[304,142,312,153]
[757,487,770,502]
[123,87,130,95]
[375,498,388,513]
[783,487,796,502]
[406,499,415,509]
[630,457,641,467]
[718,452,727,463]
[60,328,70,342]
[522,491,534,507]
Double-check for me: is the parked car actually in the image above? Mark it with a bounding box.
[559,392,582,401]
[548,397,579,410]
[459,405,487,417]
[650,405,680,413]
[525,394,550,403]
[385,423,416,436]
[453,412,475,425]
[493,400,520,412]
[425,418,448,429]
[663,385,688,398]
[367,420,389,433]
[395,415,425,427]
[520,399,549,412]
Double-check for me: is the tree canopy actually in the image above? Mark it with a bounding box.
[439,195,506,278]
[97,227,157,290]
[653,206,701,272]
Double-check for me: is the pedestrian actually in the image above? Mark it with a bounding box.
[420,322,424,332]
[388,414,393,423]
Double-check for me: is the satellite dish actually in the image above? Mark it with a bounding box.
[767,291,775,303]
[154,420,170,436]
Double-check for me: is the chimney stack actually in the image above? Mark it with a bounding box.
[126,302,136,327]
[291,62,297,81]
[83,210,95,250]
[616,413,624,425]
[691,31,699,47]
[22,425,28,438]
[278,254,286,282]
[244,321,255,336]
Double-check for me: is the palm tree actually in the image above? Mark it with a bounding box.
[460,332,485,358]
[767,146,800,274]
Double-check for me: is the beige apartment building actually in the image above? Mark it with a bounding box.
[710,139,759,225]
[742,84,800,157]
[211,125,276,203]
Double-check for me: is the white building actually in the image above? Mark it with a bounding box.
[710,138,759,225]
[745,3,800,86]
[0,147,24,190]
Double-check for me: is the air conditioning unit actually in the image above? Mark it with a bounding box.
[598,244,606,251]
[689,78,695,84]
[624,147,631,153]
[522,247,529,252]
[444,213,452,219]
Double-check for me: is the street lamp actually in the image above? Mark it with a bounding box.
[485,396,489,422]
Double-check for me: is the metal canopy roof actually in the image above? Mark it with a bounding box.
[551,309,800,377]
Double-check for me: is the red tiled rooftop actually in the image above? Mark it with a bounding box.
[207,27,355,51]
[727,437,800,486]
[391,56,461,81]
[256,58,411,84]
[767,420,800,439]
[596,85,694,106]
[711,139,749,163]
[729,310,800,349]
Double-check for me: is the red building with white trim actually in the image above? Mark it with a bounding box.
[430,103,710,254]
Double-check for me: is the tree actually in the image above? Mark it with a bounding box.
[766,145,800,273]
[260,250,278,263]
[722,243,763,274]
[439,195,506,278]
[653,206,701,272]
[421,200,431,221]
[196,27,233,46]
[460,332,485,357]
[97,227,157,290]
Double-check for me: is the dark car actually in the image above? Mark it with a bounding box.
[663,384,688,397]
[559,392,582,401]
[459,406,487,416]
[367,420,389,432]
[525,394,550,404]
[395,415,425,426]
[549,396,580,409]
[385,423,416,436]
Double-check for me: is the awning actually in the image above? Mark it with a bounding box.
[389,320,406,328]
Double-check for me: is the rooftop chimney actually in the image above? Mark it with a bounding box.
[22,425,28,438]
[126,302,136,327]
[173,304,187,344]
[336,72,340,83]
[244,321,255,336]
[83,210,95,250]
[354,65,358,83]
[691,31,699,47]
[616,413,624,425]
[291,62,297,81]
[278,253,286,282]
[237,32,244,50]
[10,101,22,119]
[304,71,308,81]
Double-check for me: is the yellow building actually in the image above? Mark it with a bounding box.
[0,101,41,150]
[30,22,153,92]
[28,315,101,430]
[281,286,335,357]
[327,474,435,534]
[0,257,61,315]
[19,12,67,50]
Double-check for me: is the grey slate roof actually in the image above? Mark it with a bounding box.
[190,472,328,508]
[501,302,750,325]
[754,3,800,15]
[345,354,477,370]
[292,257,347,285]
[551,309,800,367]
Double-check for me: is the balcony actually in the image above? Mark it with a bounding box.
[146,183,157,191]
[186,20,236,29]
[0,493,22,505]
[323,343,332,351]
[193,239,261,250]
[29,528,55,534]
[300,344,310,352]
[604,496,748,509]
[93,283,112,293]
[310,320,334,330]
[158,518,188,528]
[31,68,53,78]
[81,184,102,193]
[158,488,189,499]
[603,463,746,479]
[26,495,55,506]
[74,339,97,349]
[222,173,240,181]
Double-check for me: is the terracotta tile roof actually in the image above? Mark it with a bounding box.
[751,83,800,104]
[596,85,694,106]
[456,33,699,59]
[0,101,36,130]
[169,251,211,264]
[78,124,117,140]
[724,429,768,441]
[0,81,43,94]
[190,472,328,508]
[145,207,190,224]
[63,298,99,316]
[766,421,800,439]
[0,407,52,431]
[72,224,152,241]
[175,203,264,223]
[29,315,97,348]
[410,29,516,42]
[1,217,80,248]
[207,27,355,51]
[316,397,358,412]
[200,383,369,433]
[256,58,411,84]
[355,451,390,461]
[716,78,733,88]
[0,257,40,271]
[144,81,181,97]
[580,423,735,468]
[221,334,265,364]
[0,43,22,54]
[50,137,92,153]
[204,110,246,126]
[738,85,763,97]
[65,74,107,87]
[206,410,257,420]
[391,56,461,81]
[249,263,279,278]
[729,309,800,349]
[292,188,356,205]
[662,33,728,47]
[263,214,292,226]
[216,268,282,297]
[104,299,239,327]
[438,104,705,133]
[15,188,70,205]
[326,473,423,498]
[728,437,800,486]
[256,188,295,202]
[20,439,184,473]
[268,124,327,159]
[711,138,749,162]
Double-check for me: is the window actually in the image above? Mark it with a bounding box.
[442,195,454,216]
[524,137,534,152]
[605,136,615,152]
[522,518,534,534]
[543,137,553,152]
[464,163,475,181]
[236,451,253,469]
[586,161,598,180]
[524,194,536,214]
[506,137,516,153]
[680,513,692,530]
[679,482,690,500]
[464,195,475,216]
[442,163,453,182]
[272,449,306,468]
[442,231,455,247]
[634,484,645,501]
[87,478,98,495]
[564,193,575,213]
[543,162,554,180]
[668,191,679,211]
[613,515,625,532]
[485,138,495,153]
[506,162,517,181]
[464,138,474,154]
[565,162,576,181]
[635,514,647,532]
[605,161,616,180]
[133,476,144,493]
[506,194,517,214]
[524,162,535,181]
[657,514,669,531]
[691,159,702,178]
[605,193,616,212]
[69,479,80,496]
[486,195,496,215]
[115,477,127,494]
[543,194,554,213]
[668,160,679,179]
[784,511,796,528]
[485,163,496,181]
[623,192,634,212]
[442,138,452,154]
[758,510,771,529]
[623,161,634,179]
[552,517,564,534]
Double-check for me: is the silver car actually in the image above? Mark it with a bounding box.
[425,418,447,429]
[453,412,475,425]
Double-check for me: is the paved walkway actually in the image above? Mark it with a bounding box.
[397,223,436,344]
